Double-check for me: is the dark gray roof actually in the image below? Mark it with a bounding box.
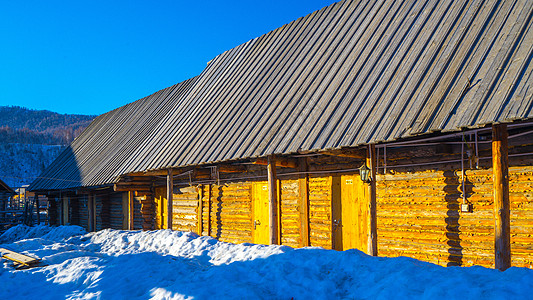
[31,0,533,191]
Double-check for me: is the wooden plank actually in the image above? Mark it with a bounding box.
[298,157,310,247]
[492,124,511,271]
[167,169,173,230]
[367,144,377,256]
[268,156,279,245]
[0,248,40,267]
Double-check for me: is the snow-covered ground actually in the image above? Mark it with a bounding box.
[0,226,531,299]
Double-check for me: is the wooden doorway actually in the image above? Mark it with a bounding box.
[332,174,368,252]
[252,182,270,244]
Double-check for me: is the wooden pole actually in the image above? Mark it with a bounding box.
[197,185,203,235]
[167,169,173,230]
[128,192,134,230]
[267,156,279,245]
[35,194,40,225]
[492,124,511,271]
[207,184,212,236]
[367,144,378,256]
[298,157,310,247]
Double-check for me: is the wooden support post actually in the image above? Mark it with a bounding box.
[167,169,173,230]
[35,195,40,225]
[267,156,279,245]
[298,157,310,247]
[197,185,203,235]
[492,124,511,271]
[128,192,134,230]
[207,184,212,237]
[367,144,378,256]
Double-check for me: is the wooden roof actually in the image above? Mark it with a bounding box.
[31,0,533,191]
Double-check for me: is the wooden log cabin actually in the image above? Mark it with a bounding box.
[30,0,533,270]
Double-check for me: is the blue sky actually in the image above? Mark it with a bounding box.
[0,0,338,116]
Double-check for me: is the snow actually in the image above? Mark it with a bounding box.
[0,225,531,299]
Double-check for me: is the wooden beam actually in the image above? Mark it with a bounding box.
[207,184,212,237]
[256,157,298,168]
[114,183,151,192]
[492,124,511,271]
[218,165,247,173]
[298,157,310,247]
[367,144,378,256]
[128,191,134,230]
[197,185,203,235]
[267,156,279,245]
[320,148,366,159]
[167,169,173,230]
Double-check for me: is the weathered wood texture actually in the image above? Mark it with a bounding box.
[376,168,495,267]
[309,176,333,249]
[202,183,253,244]
[172,186,198,232]
[509,166,533,268]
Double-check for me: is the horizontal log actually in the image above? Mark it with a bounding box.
[114,184,151,192]
[254,157,298,168]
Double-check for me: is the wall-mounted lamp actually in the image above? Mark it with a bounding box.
[359,163,371,183]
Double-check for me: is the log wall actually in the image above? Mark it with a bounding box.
[280,179,301,248]
[376,168,494,267]
[308,176,333,249]
[172,187,198,232]
[204,183,253,244]
[510,165,533,268]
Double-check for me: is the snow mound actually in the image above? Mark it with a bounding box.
[0,224,86,244]
[0,226,530,299]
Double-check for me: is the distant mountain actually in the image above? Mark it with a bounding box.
[0,106,95,188]
[0,106,95,145]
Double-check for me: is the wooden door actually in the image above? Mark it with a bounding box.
[333,175,368,251]
[252,182,270,244]
[154,187,169,229]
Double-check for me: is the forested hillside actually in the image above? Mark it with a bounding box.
[0,106,95,188]
[0,106,94,145]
